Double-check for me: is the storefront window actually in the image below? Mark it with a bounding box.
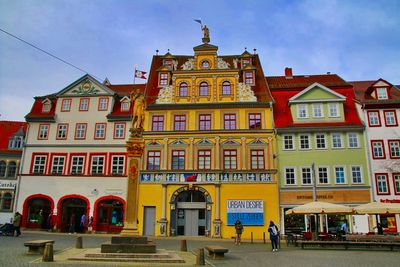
[284,208,305,234]
[0,192,13,211]
[97,199,124,227]
[380,215,397,233]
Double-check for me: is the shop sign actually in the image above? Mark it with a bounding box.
[226,200,264,225]
[0,181,17,189]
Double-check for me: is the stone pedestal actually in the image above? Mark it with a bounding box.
[101,236,156,254]
[158,218,168,237]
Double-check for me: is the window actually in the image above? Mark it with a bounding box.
[249,113,262,129]
[147,151,161,170]
[283,135,295,150]
[351,166,363,184]
[222,81,231,95]
[0,192,13,211]
[367,111,381,127]
[393,174,400,195]
[57,124,68,140]
[8,136,23,149]
[94,123,106,139]
[198,150,211,170]
[251,150,264,170]
[242,58,251,67]
[114,123,125,139]
[299,134,310,150]
[312,103,323,118]
[224,114,236,130]
[32,155,47,174]
[328,103,339,117]
[388,140,400,159]
[121,101,130,112]
[376,88,388,99]
[111,155,125,175]
[61,99,71,112]
[348,133,359,148]
[199,114,211,130]
[51,156,65,174]
[75,123,87,139]
[371,140,385,159]
[332,133,343,148]
[151,115,164,131]
[318,167,329,184]
[335,166,346,184]
[174,115,186,131]
[42,102,51,113]
[172,150,185,170]
[179,82,188,97]
[223,150,237,170]
[301,167,312,185]
[70,155,85,175]
[285,167,296,185]
[0,161,5,177]
[79,98,89,111]
[98,98,108,111]
[90,155,105,175]
[159,73,168,86]
[297,104,308,118]
[199,82,209,96]
[376,174,389,195]
[315,134,326,149]
[38,124,49,140]
[201,60,210,69]
[384,111,398,126]
[6,162,16,178]
[244,71,254,85]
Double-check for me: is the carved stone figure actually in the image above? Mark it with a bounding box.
[181,58,195,70]
[202,25,209,39]
[131,91,145,129]
[237,82,257,102]
[156,85,173,104]
[233,58,239,69]
[172,59,178,71]
[217,58,230,69]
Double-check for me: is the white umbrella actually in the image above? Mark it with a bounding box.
[285,201,353,215]
[354,202,400,215]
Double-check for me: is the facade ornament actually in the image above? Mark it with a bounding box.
[202,25,210,44]
[172,59,178,71]
[217,58,230,69]
[237,82,257,102]
[181,58,195,70]
[233,58,239,69]
[130,90,145,130]
[156,85,173,104]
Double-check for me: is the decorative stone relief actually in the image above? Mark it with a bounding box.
[237,82,257,102]
[181,58,195,70]
[217,58,230,69]
[156,85,173,104]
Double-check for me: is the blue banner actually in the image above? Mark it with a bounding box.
[227,212,264,225]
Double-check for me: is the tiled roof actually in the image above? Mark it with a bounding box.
[107,84,146,118]
[25,95,57,121]
[0,121,27,150]
[267,74,349,89]
[350,80,400,105]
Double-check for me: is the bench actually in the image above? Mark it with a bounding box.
[205,245,229,259]
[24,240,55,254]
[299,240,400,251]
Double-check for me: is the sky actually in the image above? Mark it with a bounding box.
[0,0,399,121]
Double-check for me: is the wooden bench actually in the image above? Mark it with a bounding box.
[205,245,229,259]
[299,240,400,251]
[24,240,55,254]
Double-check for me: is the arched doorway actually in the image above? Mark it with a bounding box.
[170,186,212,236]
[94,196,125,233]
[59,196,88,233]
[23,194,53,229]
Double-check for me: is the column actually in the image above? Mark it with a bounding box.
[215,136,220,170]
[241,137,246,170]
[267,137,273,170]
[162,138,168,170]
[189,137,194,170]
[159,184,168,236]
[213,184,221,238]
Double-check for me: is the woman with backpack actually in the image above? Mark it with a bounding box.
[268,220,279,252]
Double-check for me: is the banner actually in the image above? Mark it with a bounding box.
[227,200,264,225]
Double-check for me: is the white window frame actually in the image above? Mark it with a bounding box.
[348,133,359,148]
[328,103,340,117]
[312,103,323,118]
[98,98,108,111]
[331,133,343,149]
[317,166,330,184]
[38,125,49,139]
[283,135,295,150]
[351,165,363,184]
[33,155,47,174]
[315,133,327,149]
[284,167,297,185]
[334,166,346,184]
[121,101,130,112]
[377,88,388,100]
[114,123,125,139]
[51,156,65,174]
[368,111,380,126]
[95,124,106,139]
[111,155,125,175]
[301,166,312,185]
[70,156,84,175]
[75,124,86,139]
[384,111,396,126]
[297,104,308,119]
[299,134,311,150]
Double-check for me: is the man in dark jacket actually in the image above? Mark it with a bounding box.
[13,212,22,237]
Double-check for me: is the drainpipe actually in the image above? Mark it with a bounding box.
[14,123,30,214]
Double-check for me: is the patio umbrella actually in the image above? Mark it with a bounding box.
[354,202,400,215]
[285,201,353,215]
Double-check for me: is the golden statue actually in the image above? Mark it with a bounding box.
[130,90,145,130]
[202,25,209,39]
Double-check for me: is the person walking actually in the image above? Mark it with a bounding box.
[376,223,384,235]
[13,212,22,237]
[268,220,279,252]
[234,220,244,245]
[68,213,75,234]
[80,213,86,233]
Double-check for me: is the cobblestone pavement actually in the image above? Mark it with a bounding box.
[0,231,399,267]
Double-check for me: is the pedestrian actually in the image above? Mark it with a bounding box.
[340,219,347,240]
[376,223,384,235]
[268,220,279,252]
[234,219,244,245]
[46,211,53,231]
[13,212,22,237]
[80,213,86,233]
[87,216,93,233]
[69,213,75,234]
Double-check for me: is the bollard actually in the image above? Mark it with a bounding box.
[263,232,266,244]
[42,243,53,262]
[251,232,253,244]
[75,236,83,249]
[196,248,205,266]
[180,239,187,252]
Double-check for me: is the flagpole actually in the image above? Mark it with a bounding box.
[133,66,136,85]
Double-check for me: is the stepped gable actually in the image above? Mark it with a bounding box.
[0,120,27,154]
[267,73,363,128]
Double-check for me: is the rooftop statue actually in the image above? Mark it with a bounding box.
[130,90,145,130]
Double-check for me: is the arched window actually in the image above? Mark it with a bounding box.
[179,82,188,97]
[7,162,17,178]
[0,161,6,177]
[199,82,209,96]
[201,60,210,69]
[222,81,231,95]
[1,192,13,211]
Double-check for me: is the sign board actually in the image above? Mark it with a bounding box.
[226,200,264,225]
[0,181,17,189]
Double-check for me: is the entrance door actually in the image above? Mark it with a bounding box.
[143,206,155,236]
[184,210,199,236]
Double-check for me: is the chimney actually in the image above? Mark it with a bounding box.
[285,67,293,79]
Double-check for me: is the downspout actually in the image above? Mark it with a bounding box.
[14,123,30,214]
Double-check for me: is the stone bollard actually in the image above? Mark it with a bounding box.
[263,232,266,244]
[251,232,253,243]
[42,243,53,262]
[75,236,83,249]
[196,248,205,266]
[180,239,187,252]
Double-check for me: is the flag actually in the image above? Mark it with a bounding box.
[185,174,197,182]
[194,19,202,25]
[134,69,147,79]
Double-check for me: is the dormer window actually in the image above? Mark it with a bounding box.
[159,73,168,86]
[201,60,210,69]
[42,102,51,113]
[8,136,23,149]
[121,101,130,112]
[164,60,173,70]
[242,58,251,68]
[244,71,255,85]
[377,88,388,100]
